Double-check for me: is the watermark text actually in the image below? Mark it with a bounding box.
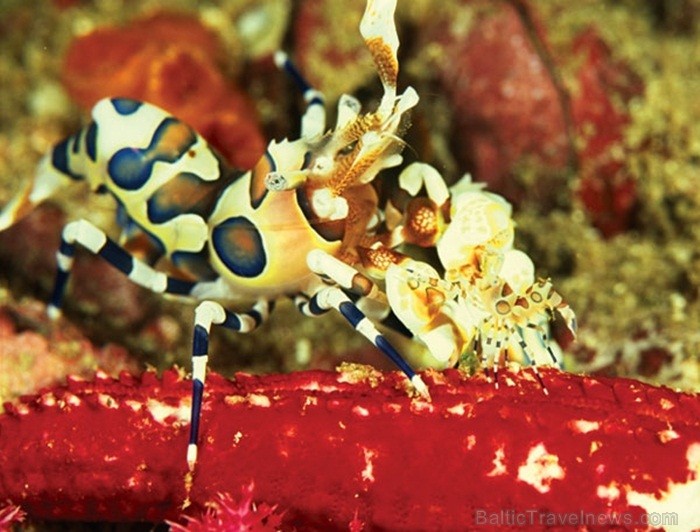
[474,509,678,528]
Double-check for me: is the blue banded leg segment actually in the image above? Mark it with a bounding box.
[298,290,413,340]
[273,51,326,139]
[479,325,502,389]
[531,324,562,367]
[187,298,272,470]
[47,219,198,319]
[311,285,430,399]
[294,293,330,318]
[306,249,387,304]
[48,238,77,320]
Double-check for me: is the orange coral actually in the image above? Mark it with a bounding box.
[62,12,264,170]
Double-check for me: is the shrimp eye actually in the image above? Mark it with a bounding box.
[337,140,358,157]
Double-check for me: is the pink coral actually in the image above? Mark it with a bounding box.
[0,502,25,529]
[0,304,138,402]
[168,483,282,532]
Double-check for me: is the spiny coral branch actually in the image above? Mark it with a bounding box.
[167,483,283,532]
[1,367,699,529]
[0,502,26,529]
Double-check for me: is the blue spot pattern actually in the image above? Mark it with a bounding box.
[108,117,196,191]
[111,98,143,115]
[116,203,139,234]
[250,151,275,210]
[212,216,266,278]
[171,250,219,281]
[71,129,83,154]
[113,196,166,262]
[308,96,324,107]
[49,269,71,309]
[147,172,213,224]
[51,134,84,181]
[295,188,345,242]
[85,121,98,162]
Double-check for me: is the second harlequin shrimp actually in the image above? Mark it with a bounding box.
[382,165,577,387]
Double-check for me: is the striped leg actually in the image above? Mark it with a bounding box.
[295,290,414,349]
[512,326,549,396]
[274,51,326,139]
[478,322,504,389]
[48,219,197,319]
[306,249,387,305]
[479,323,550,395]
[188,298,272,470]
[293,293,330,318]
[309,284,430,399]
[528,323,563,367]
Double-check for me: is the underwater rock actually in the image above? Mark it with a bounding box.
[421,1,643,238]
[294,0,376,101]
[426,0,572,201]
[570,28,643,237]
[0,204,63,289]
[62,12,265,169]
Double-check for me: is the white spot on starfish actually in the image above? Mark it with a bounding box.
[124,400,141,412]
[517,443,565,493]
[626,443,700,532]
[410,400,434,414]
[248,393,271,407]
[597,482,621,502]
[146,399,190,424]
[657,429,680,443]
[487,445,508,477]
[302,395,318,410]
[97,394,118,409]
[361,447,378,483]
[41,393,56,407]
[353,405,370,417]
[569,419,600,434]
[446,402,472,416]
[659,398,675,411]
[383,403,402,414]
[464,435,477,451]
[63,393,81,407]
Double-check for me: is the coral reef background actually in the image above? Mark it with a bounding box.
[1,0,699,407]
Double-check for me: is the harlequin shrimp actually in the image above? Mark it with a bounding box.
[381,164,577,389]
[0,0,428,469]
